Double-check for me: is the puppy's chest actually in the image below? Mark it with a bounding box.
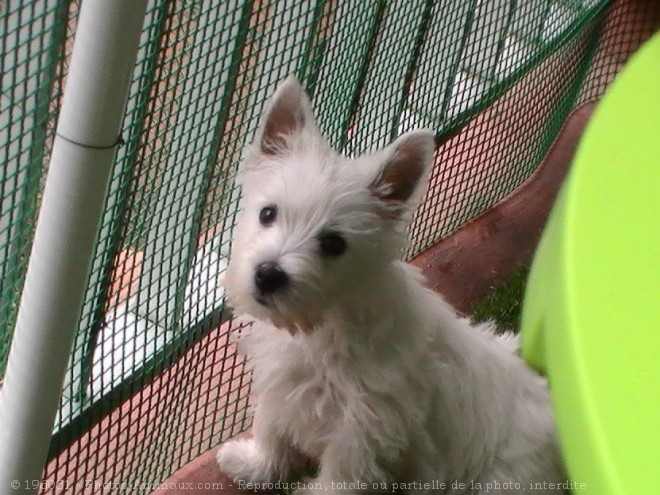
[255,348,349,458]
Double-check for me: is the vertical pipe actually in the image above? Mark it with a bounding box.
[66,0,171,404]
[0,0,148,492]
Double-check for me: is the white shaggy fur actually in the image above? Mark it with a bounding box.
[217,76,564,494]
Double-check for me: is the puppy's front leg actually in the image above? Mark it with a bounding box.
[217,403,297,484]
[294,424,393,495]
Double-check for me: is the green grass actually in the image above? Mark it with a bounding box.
[470,262,531,333]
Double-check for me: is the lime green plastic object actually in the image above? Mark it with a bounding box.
[521,33,660,495]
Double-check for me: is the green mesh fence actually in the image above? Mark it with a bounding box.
[0,0,658,492]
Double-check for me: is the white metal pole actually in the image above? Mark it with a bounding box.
[0,0,148,492]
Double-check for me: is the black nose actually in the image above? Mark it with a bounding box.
[254,262,289,294]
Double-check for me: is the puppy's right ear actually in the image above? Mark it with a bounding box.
[369,129,435,219]
[257,75,315,155]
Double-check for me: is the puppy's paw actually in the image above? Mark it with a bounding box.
[216,437,280,484]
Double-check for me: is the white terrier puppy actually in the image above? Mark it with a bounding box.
[217,76,564,494]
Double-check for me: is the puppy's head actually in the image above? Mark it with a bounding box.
[224,76,435,332]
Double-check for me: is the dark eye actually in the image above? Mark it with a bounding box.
[259,206,277,226]
[319,232,347,257]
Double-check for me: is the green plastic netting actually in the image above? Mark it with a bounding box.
[0,0,657,492]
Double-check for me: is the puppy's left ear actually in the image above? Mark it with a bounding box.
[369,129,435,217]
[258,75,316,156]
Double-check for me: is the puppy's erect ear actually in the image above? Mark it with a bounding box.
[258,75,315,155]
[369,129,435,217]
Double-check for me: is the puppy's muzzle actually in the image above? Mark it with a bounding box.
[254,261,289,298]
